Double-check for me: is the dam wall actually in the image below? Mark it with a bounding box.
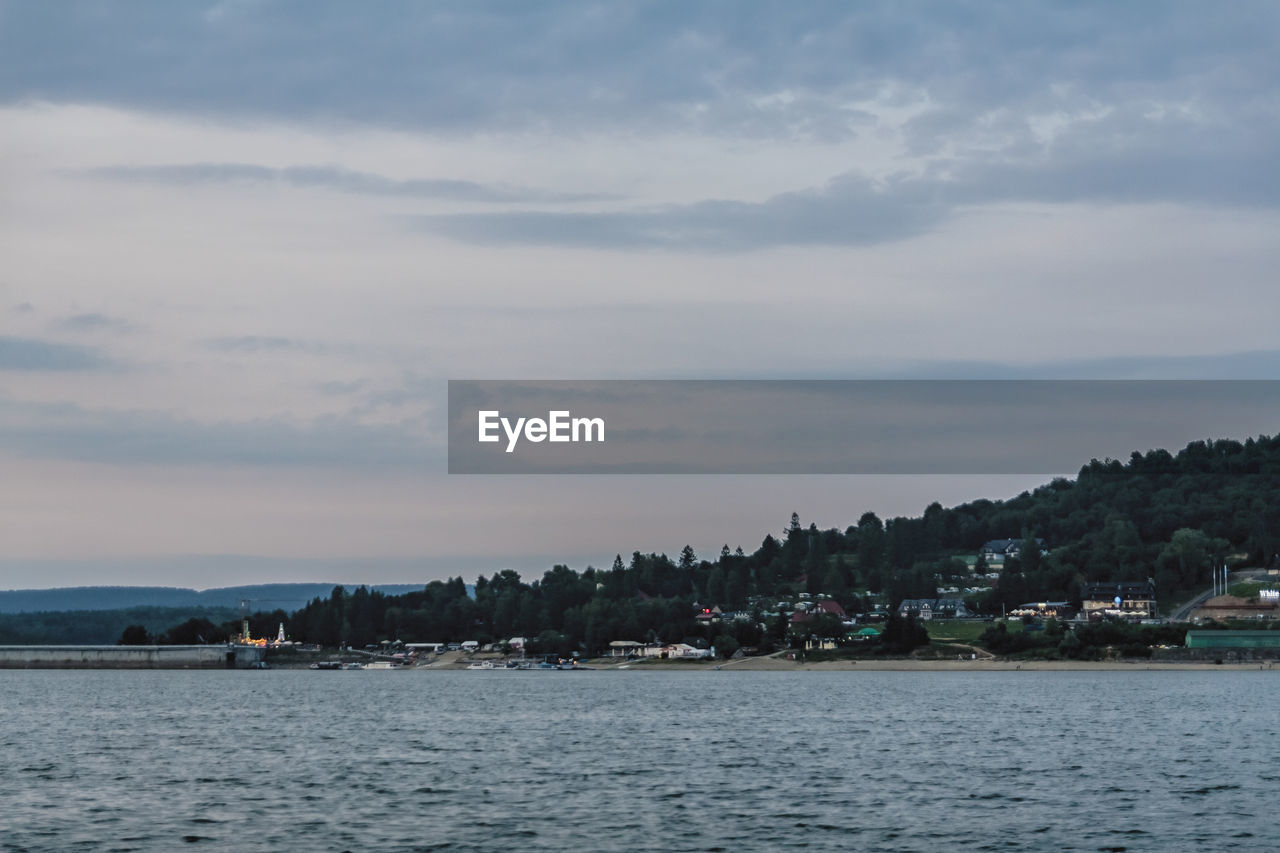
[0,645,263,669]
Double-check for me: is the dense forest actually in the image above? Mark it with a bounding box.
[4,435,1279,652]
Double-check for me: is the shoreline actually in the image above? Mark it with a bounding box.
[397,652,1279,673]
[595,657,1279,672]
[2,659,1274,672]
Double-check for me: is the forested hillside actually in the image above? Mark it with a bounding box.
[277,435,1280,653]
[0,606,242,645]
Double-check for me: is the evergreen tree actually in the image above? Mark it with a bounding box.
[706,566,726,604]
[857,512,885,580]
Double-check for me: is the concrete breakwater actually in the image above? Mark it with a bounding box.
[0,645,264,669]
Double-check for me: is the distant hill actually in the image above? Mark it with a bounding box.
[0,583,426,615]
[0,606,244,645]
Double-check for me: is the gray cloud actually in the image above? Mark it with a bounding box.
[0,336,110,371]
[900,351,1280,382]
[209,336,309,353]
[416,114,1280,250]
[9,3,1277,251]
[86,163,606,203]
[0,399,438,467]
[934,109,1280,210]
[56,312,135,333]
[642,350,1280,381]
[2,2,1274,142]
[317,379,367,396]
[417,173,946,250]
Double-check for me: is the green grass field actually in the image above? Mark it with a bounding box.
[922,619,1019,644]
[1228,582,1278,599]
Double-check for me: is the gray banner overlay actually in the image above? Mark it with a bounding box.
[448,380,1280,474]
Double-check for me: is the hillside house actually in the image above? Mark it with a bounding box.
[981,538,1047,562]
[898,597,971,620]
[1081,581,1157,621]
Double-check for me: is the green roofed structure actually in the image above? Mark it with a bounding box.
[855,627,881,638]
[1185,631,1280,649]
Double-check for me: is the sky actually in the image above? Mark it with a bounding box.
[2,1,1279,588]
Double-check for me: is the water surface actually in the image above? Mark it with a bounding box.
[2,670,1276,851]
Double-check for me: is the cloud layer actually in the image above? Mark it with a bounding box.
[5,2,1276,138]
[3,2,1279,585]
[87,163,604,203]
[0,336,110,371]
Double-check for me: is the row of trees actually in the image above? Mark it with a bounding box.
[980,620,1191,660]
[118,616,236,646]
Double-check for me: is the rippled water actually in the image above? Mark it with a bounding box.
[2,669,1277,852]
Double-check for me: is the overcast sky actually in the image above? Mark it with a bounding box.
[2,2,1278,588]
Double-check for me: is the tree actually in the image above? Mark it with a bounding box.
[118,624,151,645]
[724,565,749,609]
[1019,532,1043,576]
[530,629,572,658]
[705,566,726,604]
[158,617,224,645]
[880,611,929,653]
[857,512,885,580]
[805,530,827,595]
[758,534,781,564]
[712,634,739,659]
[807,612,846,640]
[1094,518,1145,580]
[824,554,850,603]
[1157,528,1229,596]
[922,501,945,554]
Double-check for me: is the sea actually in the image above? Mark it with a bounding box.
[2,669,1276,852]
